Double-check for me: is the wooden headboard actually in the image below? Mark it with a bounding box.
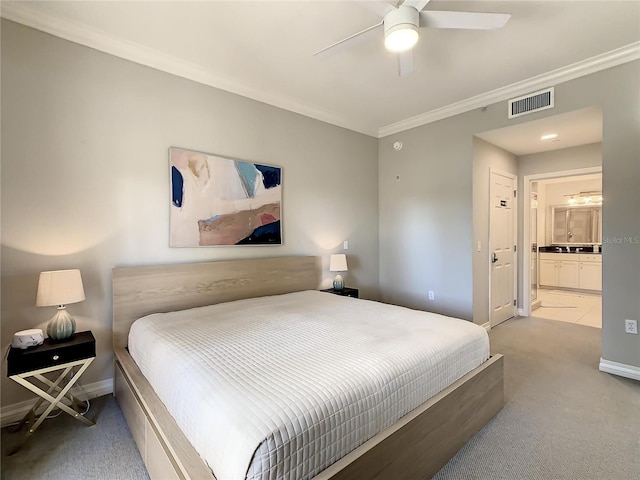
[112,256,321,348]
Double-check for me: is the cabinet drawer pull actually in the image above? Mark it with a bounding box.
[52,355,60,361]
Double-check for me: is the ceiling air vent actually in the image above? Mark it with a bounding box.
[508,87,554,119]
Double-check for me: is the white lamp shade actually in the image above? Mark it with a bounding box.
[36,269,85,307]
[329,254,348,272]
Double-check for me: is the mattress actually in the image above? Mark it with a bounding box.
[128,290,489,480]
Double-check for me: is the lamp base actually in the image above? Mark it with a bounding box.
[333,274,345,290]
[47,307,76,342]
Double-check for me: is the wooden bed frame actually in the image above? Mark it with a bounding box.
[112,256,504,480]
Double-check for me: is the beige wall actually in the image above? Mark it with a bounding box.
[379,61,640,370]
[378,117,475,319]
[0,21,380,407]
[472,137,518,326]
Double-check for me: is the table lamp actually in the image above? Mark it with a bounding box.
[36,269,85,341]
[329,254,348,290]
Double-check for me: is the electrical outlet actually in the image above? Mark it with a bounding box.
[625,319,638,335]
[428,291,435,301]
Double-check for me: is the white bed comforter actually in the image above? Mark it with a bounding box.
[128,290,489,480]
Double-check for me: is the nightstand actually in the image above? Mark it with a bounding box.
[321,287,359,298]
[7,331,96,453]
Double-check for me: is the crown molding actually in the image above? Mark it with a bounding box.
[378,41,640,138]
[2,2,638,140]
[0,2,378,137]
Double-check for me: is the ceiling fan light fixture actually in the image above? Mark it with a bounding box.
[384,5,420,53]
[384,25,419,52]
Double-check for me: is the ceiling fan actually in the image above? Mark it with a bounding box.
[314,0,511,77]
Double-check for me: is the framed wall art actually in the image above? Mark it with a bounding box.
[170,147,282,247]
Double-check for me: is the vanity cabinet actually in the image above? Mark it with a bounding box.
[539,253,601,291]
[578,254,602,290]
[539,259,557,287]
[539,254,579,288]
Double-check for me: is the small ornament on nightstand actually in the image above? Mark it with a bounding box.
[329,254,348,291]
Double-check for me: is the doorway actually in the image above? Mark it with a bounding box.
[473,106,603,331]
[523,169,603,328]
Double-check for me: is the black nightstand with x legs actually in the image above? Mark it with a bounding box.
[6,331,96,453]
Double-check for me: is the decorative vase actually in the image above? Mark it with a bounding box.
[47,307,76,341]
[333,274,345,290]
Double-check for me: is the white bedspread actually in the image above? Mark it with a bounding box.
[128,290,489,480]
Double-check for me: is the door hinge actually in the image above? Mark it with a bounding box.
[514,245,517,252]
[513,190,517,198]
[513,299,517,306]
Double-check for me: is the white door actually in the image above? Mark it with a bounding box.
[490,170,517,327]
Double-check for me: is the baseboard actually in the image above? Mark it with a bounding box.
[1,377,114,427]
[481,322,491,332]
[599,358,640,382]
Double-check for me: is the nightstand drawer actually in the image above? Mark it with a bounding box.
[7,331,96,376]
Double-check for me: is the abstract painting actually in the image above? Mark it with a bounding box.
[170,147,282,246]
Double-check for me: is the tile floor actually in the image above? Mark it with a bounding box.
[532,288,602,328]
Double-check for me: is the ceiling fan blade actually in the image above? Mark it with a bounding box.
[398,50,414,77]
[313,20,383,56]
[420,10,511,30]
[402,0,432,12]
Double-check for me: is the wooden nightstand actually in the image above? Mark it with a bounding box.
[321,287,359,298]
[7,331,96,453]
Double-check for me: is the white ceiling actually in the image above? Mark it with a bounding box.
[2,1,639,139]
[476,106,603,156]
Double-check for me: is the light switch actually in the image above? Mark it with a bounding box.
[343,241,349,250]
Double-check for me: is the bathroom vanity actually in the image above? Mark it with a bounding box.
[539,249,602,291]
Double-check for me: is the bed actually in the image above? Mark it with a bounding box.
[113,256,503,480]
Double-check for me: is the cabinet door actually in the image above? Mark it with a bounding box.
[558,260,580,288]
[539,260,558,287]
[579,262,602,290]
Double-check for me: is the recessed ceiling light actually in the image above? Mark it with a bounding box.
[540,133,558,141]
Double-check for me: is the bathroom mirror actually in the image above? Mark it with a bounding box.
[552,205,602,244]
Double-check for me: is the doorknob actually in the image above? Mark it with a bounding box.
[491,252,498,264]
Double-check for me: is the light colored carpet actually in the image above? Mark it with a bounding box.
[2,316,638,479]
[434,316,640,479]
[1,395,149,480]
